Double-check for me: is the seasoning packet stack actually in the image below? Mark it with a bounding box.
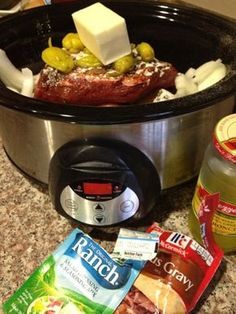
[2,194,223,313]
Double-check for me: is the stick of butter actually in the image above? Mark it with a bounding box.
[72,2,131,65]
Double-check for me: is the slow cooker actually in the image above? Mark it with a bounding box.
[0,0,235,225]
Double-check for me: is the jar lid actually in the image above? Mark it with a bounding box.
[213,114,236,163]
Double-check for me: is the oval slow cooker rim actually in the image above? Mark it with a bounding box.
[0,0,235,125]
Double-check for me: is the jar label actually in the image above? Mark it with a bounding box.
[214,113,236,163]
[192,179,236,235]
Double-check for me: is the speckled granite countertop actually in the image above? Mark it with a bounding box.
[0,138,236,313]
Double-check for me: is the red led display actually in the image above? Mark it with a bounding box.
[83,182,112,195]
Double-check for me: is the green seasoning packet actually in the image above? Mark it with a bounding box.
[2,228,145,314]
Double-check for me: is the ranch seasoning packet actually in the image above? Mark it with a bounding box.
[2,228,145,314]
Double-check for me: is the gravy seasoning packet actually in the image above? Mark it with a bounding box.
[2,228,145,314]
[115,194,224,314]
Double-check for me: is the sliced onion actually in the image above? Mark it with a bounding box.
[155,59,227,102]
[175,74,198,96]
[198,63,227,91]
[193,59,223,84]
[21,68,34,97]
[185,67,196,79]
[0,49,24,90]
[153,88,175,102]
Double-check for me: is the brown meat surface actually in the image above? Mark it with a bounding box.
[34,59,177,106]
[115,287,160,314]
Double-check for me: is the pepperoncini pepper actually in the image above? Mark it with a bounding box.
[42,38,75,73]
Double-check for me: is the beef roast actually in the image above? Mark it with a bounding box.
[115,287,160,314]
[34,59,177,106]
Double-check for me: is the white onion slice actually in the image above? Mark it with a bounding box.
[175,74,198,96]
[0,49,24,90]
[154,59,227,102]
[21,68,34,97]
[153,88,175,102]
[198,63,227,91]
[193,59,223,84]
[185,67,196,79]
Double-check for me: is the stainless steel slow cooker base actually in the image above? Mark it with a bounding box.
[1,96,234,189]
[0,1,235,192]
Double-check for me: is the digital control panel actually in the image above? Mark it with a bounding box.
[70,181,125,202]
[49,138,160,226]
[60,182,139,226]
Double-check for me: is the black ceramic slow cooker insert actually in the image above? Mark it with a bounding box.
[0,0,235,226]
[0,0,20,9]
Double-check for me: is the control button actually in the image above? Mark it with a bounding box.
[114,185,122,193]
[94,214,106,224]
[86,196,96,200]
[74,184,83,193]
[120,200,134,213]
[93,203,105,212]
[100,196,112,200]
[64,199,78,210]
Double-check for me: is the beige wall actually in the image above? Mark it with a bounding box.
[182,0,236,19]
